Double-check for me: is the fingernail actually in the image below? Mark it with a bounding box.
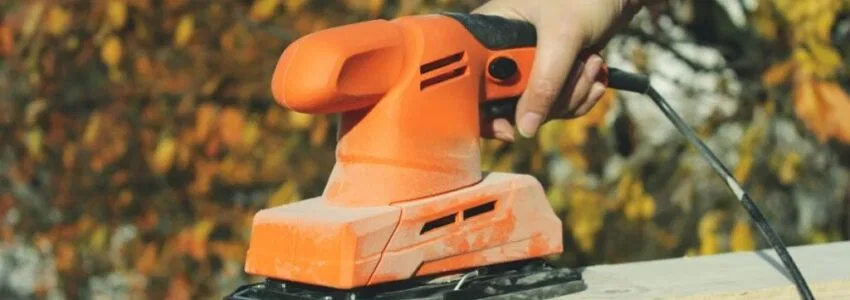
[518,112,543,138]
[496,130,515,143]
[588,82,606,101]
[585,56,603,80]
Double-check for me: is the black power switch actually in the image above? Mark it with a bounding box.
[488,57,517,81]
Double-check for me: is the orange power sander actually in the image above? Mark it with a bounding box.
[227,12,815,300]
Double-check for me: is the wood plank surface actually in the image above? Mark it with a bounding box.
[555,241,850,299]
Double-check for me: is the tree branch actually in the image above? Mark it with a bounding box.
[619,27,726,73]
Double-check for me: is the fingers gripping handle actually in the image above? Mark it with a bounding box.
[443,13,621,122]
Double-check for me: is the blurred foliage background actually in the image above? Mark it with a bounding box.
[1,0,849,299]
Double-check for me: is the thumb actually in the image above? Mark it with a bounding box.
[516,26,584,138]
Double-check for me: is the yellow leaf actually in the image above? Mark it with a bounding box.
[192,219,215,260]
[730,219,755,252]
[809,231,829,244]
[242,118,261,151]
[624,198,640,222]
[46,5,71,36]
[761,59,794,87]
[807,41,843,78]
[639,194,656,220]
[194,219,215,242]
[777,151,801,184]
[107,0,128,29]
[250,0,280,22]
[310,116,330,146]
[285,0,309,12]
[698,210,724,255]
[614,171,634,209]
[493,152,513,172]
[581,89,616,126]
[565,150,588,173]
[734,153,753,182]
[369,0,385,17]
[267,181,300,208]
[24,128,44,161]
[288,110,313,130]
[21,2,45,40]
[83,112,102,147]
[547,185,567,213]
[174,14,195,48]
[151,136,177,174]
[562,120,588,148]
[566,187,605,252]
[814,9,837,41]
[89,225,108,252]
[100,35,123,68]
[753,0,778,40]
[537,122,564,153]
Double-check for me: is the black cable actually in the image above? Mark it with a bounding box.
[607,68,815,300]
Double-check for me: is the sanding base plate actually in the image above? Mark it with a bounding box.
[226,258,587,300]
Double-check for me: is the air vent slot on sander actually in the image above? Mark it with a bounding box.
[419,51,467,90]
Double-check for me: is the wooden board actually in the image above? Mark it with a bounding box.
[555,241,850,299]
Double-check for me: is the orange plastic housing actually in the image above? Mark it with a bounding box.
[270,15,537,206]
[245,173,561,288]
[244,14,587,289]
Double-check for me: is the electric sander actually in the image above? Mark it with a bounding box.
[227,12,816,300]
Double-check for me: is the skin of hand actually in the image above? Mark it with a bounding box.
[472,0,655,142]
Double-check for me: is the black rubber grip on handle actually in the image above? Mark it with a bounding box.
[442,12,537,50]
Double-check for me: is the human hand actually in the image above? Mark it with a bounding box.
[472,0,652,142]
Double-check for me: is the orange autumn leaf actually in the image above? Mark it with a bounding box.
[218,108,246,148]
[194,103,219,143]
[136,243,158,275]
[101,35,123,68]
[191,219,215,260]
[135,55,154,79]
[793,72,850,144]
[55,242,76,272]
[166,275,192,300]
[793,75,827,142]
[812,81,850,143]
[0,25,12,56]
[761,59,794,87]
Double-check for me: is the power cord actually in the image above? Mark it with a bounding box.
[607,68,816,300]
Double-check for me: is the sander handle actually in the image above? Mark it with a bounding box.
[442,12,648,122]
